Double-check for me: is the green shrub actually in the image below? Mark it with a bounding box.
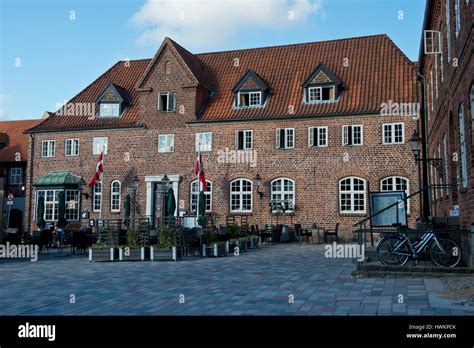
[158,226,176,248]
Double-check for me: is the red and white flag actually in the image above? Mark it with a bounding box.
[195,153,208,191]
[88,151,104,187]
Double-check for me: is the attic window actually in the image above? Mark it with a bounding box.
[307,86,335,102]
[158,92,176,112]
[99,103,120,117]
[238,91,261,107]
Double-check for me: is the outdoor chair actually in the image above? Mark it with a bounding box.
[324,223,340,243]
[182,229,200,257]
[71,231,88,254]
[38,229,52,253]
[294,224,310,244]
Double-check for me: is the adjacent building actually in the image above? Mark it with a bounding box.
[25,35,421,238]
[418,0,473,264]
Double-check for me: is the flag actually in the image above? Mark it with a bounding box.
[88,151,104,187]
[195,153,208,191]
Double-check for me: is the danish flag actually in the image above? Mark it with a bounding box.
[88,151,104,187]
[195,153,208,191]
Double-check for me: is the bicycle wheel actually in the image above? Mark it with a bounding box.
[377,236,409,265]
[429,238,462,268]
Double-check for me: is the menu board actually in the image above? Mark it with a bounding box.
[370,191,407,227]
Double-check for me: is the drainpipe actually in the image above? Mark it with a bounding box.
[416,71,432,221]
[27,133,35,236]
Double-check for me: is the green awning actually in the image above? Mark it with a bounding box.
[34,171,85,186]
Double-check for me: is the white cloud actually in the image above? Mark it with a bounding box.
[131,0,324,49]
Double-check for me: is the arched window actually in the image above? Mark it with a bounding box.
[459,103,468,188]
[270,178,295,212]
[93,182,102,212]
[381,176,410,213]
[111,181,121,212]
[190,180,212,212]
[230,179,252,212]
[339,177,366,213]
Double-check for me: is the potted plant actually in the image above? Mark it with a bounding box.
[204,241,227,257]
[151,226,181,261]
[89,243,119,262]
[119,229,144,261]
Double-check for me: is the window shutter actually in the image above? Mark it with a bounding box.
[170,93,176,111]
[348,126,353,145]
[276,129,281,148]
[281,129,286,148]
[308,127,314,147]
[157,95,161,111]
[343,126,348,145]
[238,131,244,150]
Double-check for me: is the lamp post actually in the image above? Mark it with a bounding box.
[128,175,140,228]
[254,173,264,198]
[409,129,443,220]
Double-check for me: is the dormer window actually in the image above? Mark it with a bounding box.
[96,83,131,118]
[302,63,343,104]
[158,92,176,112]
[232,69,271,109]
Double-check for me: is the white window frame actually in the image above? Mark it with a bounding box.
[443,133,450,197]
[235,130,253,150]
[195,132,212,152]
[307,86,322,102]
[158,134,175,153]
[36,189,59,222]
[459,104,468,188]
[446,0,452,62]
[65,189,80,221]
[110,180,121,212]
[455,0,461,38]
[10,167,22,185]
[380,176,410,213]
[382,123,405,144]
[339,177,366,214]
[342,125,363,146]
[190,180,212,212]
[270,178,295,213]
[275,128,295,149]
[65,138,79,156]
[157,92,176,112]
[92,137,108,155]
[99,102,120,117]
[308,126,328,147]
[230,179,253,213]
[236,91,262,108]
[41,140,55,157]
[93,183,102,212]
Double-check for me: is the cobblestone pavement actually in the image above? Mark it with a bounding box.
[0,244,473,315]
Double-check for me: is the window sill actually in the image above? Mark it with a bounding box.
[339,212,366,217]
[276,147,295,150]
[229,212,253,215]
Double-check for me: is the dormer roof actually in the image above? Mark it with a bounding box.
[302,63,343,87]
[232,69,271,93]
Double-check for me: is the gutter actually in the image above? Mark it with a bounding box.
[26,133,35,236]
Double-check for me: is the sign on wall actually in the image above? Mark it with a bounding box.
[369,191,407,227]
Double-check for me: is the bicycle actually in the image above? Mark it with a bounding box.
[376,228,462,268]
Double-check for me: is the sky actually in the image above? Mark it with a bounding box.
[0,0,427,120]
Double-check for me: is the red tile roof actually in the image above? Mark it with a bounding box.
[0,119,42,162]
[28,34,418,132]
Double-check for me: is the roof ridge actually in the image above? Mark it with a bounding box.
[194,34,389,56]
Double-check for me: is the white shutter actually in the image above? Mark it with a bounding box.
[171,93,176,111]
[157,94,161,111]
[342,126,348,145]
[276,129,281,148]
[195,133,200,152]
[235,131,239,150]
[308,127,314,147]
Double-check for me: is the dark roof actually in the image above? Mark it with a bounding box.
[301,63,343,87]
[28,34,418,131]
[0,119,42,162]
[232,69,271,93]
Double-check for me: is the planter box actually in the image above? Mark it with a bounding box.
[204,243,227,257]
[150,246,181,261]
[247,237,259,249]
[119,247,142,261]
[89,247,119,262]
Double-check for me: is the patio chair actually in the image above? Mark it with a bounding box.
[38,229,52,253]
[324,223,340,243]
[294,224,309,243]
[263,224,274,244]
[71,231,88,254]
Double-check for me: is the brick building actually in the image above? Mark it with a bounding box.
[25,35,420,238]
[418,0,473,263]
[0,119,41,241]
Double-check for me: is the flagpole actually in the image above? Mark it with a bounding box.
[99,145,105,222]
[196,143,201,229]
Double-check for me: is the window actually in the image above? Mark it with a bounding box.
[37,190,58,221]
[306,86,335,102]
[443,133,450,197]
[41,140,55,157]
[237,91,262,107]
[455,0,461,38]
[342,125,363,146]
[270,178,295,212]
[111,181,121,212]
[446,0,451,62]
[99,103,120,117]
[383,123,404,144]
[65,138,79,156]
[339,177,366,213]
[235,130,253,150]
[430,68,434,112]
[93,183,102,212]
[157,92,176,112]
[308,127,328,147]
[65,190,80,221]
[195,132,212,152]
[459,104,468,188]
[10,168,22,185]
[276,128,295,149]
[93,137,108,155]
[381,176,410,213]
[230,179,252,212]
[190,180,212,212]
[158,134,174,153]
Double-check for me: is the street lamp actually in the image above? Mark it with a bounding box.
[254,173,264,198]
[409,129,443,176]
